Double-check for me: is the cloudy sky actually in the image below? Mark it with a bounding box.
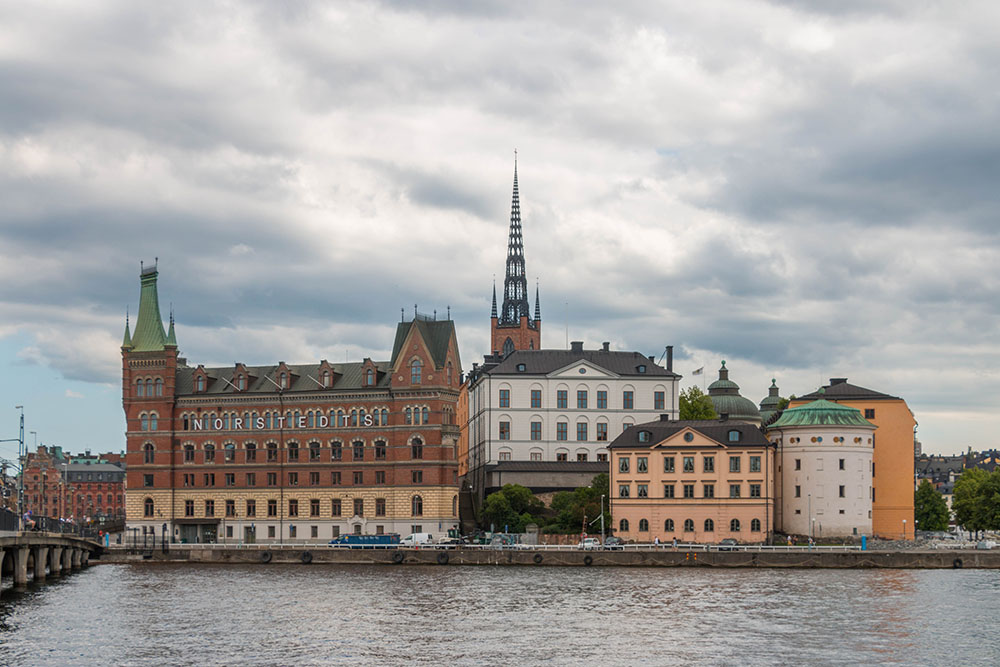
[1,0,997,458]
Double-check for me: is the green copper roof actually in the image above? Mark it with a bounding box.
[768,398,874,429]
[121,316,133,349]
[166,315,177,347]
[130,267,168,352]
[707,360,760,422]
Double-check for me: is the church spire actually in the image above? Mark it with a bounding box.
[131,261,168,352]
[534,281,541,322]
[500,153,529,325]
[166,307,177,347]
[491,279,498,318]
[121,308,133,349]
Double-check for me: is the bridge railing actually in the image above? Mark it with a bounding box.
[0,507,18,532]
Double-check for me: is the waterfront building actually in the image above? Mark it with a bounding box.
[791,379,916,539]
[706,362,762,425]
[122,264,462,543]
[609,417,775,544]
[20,446,126,521]
[767,398,874,538]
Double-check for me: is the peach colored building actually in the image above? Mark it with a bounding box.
[609,417,776,544]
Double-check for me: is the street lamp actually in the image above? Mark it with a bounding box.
[902,518,907,540]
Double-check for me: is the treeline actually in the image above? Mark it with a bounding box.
[953,468,1000,534]
[480,474,612,534]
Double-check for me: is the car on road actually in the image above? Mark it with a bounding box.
[435,537,462,549]
[717,538,739,551]
[603,537,624,551]
[577,538,602,550]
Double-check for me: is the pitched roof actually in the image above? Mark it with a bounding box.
[485,348,678,377]
[797,378,900,402]
[174,361,392,396]
[608,418,770,449]
[390,318,457,369]
[131,267,169,352]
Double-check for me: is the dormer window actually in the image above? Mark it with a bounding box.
[237,375,246,391]
[410,359,422,384]
[280,372,288,389]
[728,430,741,442]
[366,369,374,386]
[516,363,526,372]
[638,430,651,442]
[638,365,646,374]
[322,370,330,387]
[196,376,205,393]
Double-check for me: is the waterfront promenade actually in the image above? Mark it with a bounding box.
[97,543,1000,569]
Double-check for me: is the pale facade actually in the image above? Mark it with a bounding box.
[609,418,776,544]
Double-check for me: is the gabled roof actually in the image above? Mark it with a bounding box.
[390,318,457,369]
[797,378,900,402]
[608,418,769,449]
[175,361,392,396]
[486,349,678,377]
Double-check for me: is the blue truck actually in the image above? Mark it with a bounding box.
[328,534,401,549]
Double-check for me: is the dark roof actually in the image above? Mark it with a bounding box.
[390,318,457,369]
[485,348,679,377]
[798,378,900,402]
[64,462,125,473]
[175,361,392,397]
[608,418,770,449]
[486,461,609,474]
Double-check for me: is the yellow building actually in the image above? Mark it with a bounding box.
[791,379,916,539]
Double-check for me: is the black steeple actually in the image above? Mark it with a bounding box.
[491,280,498,318]
[500,155,531,325]
[534,282,541,321]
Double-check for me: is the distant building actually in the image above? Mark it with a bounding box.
[21,445,125,520]
[768,397,874,538]
[64,461,126,521]
[792,378,916,539]
[707,362,762,425]
[609,417,776,543]
[758,379,785,426]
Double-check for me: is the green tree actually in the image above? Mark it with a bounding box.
[953,467,988,533]
[679,386,717,420]
[544,475,611,534]
[914,480,949,531]
[481,484,545,532]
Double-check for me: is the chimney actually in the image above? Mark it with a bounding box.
[570,341,584,353]
[666,345,673,372]
[659,414,671,422]
[720,413,729,421]
[830,378,847,386]
[602,342,610,352]
[648,355,655,363]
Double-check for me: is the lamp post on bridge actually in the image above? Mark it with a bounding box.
[0,407,24,529]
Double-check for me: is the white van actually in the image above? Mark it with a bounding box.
[399,533,434,547]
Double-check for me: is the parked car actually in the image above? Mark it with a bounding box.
[717,538,739,551]
[578,538,602,550]
[399,533,434,547]
[603,537,624,551]
[435,537,462,549]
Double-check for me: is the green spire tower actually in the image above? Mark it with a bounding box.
[131,262,169,352]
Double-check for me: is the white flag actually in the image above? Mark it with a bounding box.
[692,367,704,375]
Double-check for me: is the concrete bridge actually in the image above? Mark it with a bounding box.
[0,532,99,588]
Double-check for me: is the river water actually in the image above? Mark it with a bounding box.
[0,564,998,665]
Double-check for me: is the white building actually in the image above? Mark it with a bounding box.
[768,397,875,538]
[466,341,680,500]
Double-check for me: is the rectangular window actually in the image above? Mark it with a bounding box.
[795,485,801,498]
[576,422,588,441]
[664,484,675,498]
[353,498,364,517]
[353,442,364,460]
[637,484,648,498]
[267,499,277,517]
[703,457,714,473]
[185,500,194,517]
[865,408,875,419]
[375,470,386,485]
[597,453,608,462]
[795,459,801,471]
[226,499,235,517]
[499,389,510,407]
[729,456,741,473]
[839,458,846,470]
[288,499,298,517]
[703,484,714,498]
[597,390,607,409]
[246,472,256,487]
[577,390,588,409]
[205,500,215,517]
[839,485,846,498]
[268,526,276,538]
[654,391,665,410]
[729,484,741,498]
[375,498,386,516]
[750,484,761,498]
[310,498,320,517]
[331,471,342,485]
[203,473,215,487]
[683,456,694,473]
[577,452,588,462]
[619,457,630,473]
[530,421,542,440]
[498,451,511,461]
[225,473,235,487]
[246,499,256,517]
[750,456,761,473]
[499,421,510,440]
[683,484,695,498]
[310,471,320,486]
[623,390,634,410]
[557,390,567,409]
[353,471,364,485]
[619,484,630,498]
[556,452,568,461]
[289,525,296,539]
[596,423,608,441]
[411,470,423,484]
[530,389,542,408]
[557,422,568,441]
[664,456,675,473]
[288,472,299,486]
[375,442,386,460]
[331,499,342,516]
[530,451,542,461]
[637,457,648,473]
[143,474,153,487]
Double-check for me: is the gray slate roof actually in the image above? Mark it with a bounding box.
[175,361,391,397]
[486,349,679,377]
[608,418,770,449]
[798,378,900,402]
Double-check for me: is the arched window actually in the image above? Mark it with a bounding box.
[184,445,194,462]
[322,370,330,387]
[224,443,235,462]
[309,441,321,460]
[150,414,157,431]
[204,444,215,463]
[447,363,453,385]
[730,519,741,532]
[145,379,153,395]
[288,442,299,461]
[196,376,205,392]
[237,375,245,391]
[421,407,429,424]
[503,338,515,357]
[704,519,714,532]
[684,519,695,532]
[280,372,287,389]
[405,408,412,425]
[380,409,388,426]
[246,442,257,462]
[143,443,154,464]
[155,378,163,396]
[751,518,761,532]
[665,519,674,532]
[412,495,423,517]
[267,443,278,462]
[350,409,358,427]
[140,414,149,431]
[410,359,422,384]
[144,498,154,517]
[638,518,649,532]
[366,369,374,386]
[411,437,423,460]
[136,379,144,397]
[107,493,113,504]
[619,518,629,532]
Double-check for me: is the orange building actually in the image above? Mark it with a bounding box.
[609,417,776,544]
[791,379,916,539]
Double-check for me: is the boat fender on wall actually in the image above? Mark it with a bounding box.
[301,551,313,564]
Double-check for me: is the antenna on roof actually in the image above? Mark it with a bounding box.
[447,305,451,320]
[401,307,404,322]
[414,304,418,318]
[433,309,437,320]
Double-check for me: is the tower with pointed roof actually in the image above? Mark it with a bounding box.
[491,155,541,356]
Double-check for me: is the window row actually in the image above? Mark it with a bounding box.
[148,437,429,464]
[618,454,763,474]
[498,419,634,442]
[143,495,440,519]
[161,468,442,488]
[134,377,164,397]
[179,407,394,431]
[618,482,763,499]
[497,449,609,462]
[620,517,762,533]
[499,388,668,411]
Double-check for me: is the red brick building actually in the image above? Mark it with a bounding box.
[123,265,463,543]
[21,446,126,521]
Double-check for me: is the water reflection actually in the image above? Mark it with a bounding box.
[0,565,997,665]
